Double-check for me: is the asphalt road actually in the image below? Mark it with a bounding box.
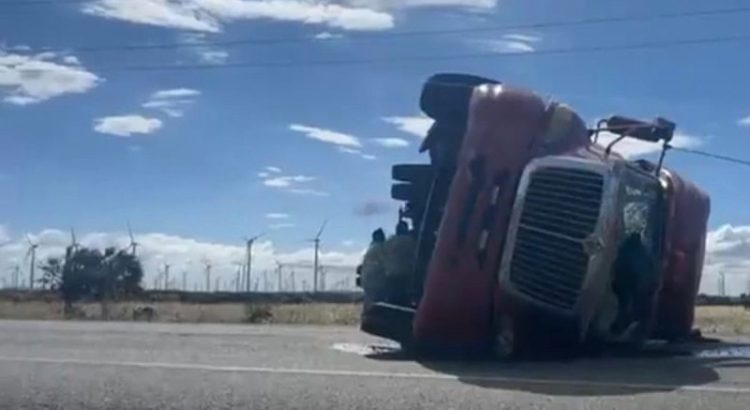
[1,320,750,409]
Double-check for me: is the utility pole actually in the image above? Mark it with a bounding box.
[290,269,296,292]
[214,276,221,293]
[719,271,726,297]
[182,270,188,292]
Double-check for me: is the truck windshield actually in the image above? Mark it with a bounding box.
[620,170,663,256]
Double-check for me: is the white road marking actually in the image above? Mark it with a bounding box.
[1,355,750,394]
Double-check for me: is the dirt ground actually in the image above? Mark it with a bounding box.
[0,300,747,333]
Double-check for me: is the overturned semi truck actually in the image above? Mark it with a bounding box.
[356,73,711,357]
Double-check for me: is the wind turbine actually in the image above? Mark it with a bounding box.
[162,262,171,290]
[275,260,284,292]
[127,222,139,256]
[24,234,39,289]
[308,220,328,293]
[243,232,266,293]
[202,259,212,292]
[233,262,244,292]
[69,228,81,252]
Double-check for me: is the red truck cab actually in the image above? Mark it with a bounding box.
[359,73,710,357]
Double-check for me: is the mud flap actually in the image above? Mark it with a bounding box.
[361,302,416,347]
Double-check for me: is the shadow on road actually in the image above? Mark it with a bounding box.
[366,341,750,396]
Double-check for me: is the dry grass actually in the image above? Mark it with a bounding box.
[0,300,361,325]
[1,300,747,334]
[694,306,750,335]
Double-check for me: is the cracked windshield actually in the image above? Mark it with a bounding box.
[1,0,750,409]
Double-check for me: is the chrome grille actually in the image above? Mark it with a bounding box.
[510,167,604,310]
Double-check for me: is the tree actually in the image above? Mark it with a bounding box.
[38,257,64,290]
[38,246,144,312]
[100,247,143,299]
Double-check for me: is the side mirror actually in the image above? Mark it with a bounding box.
[605,115,675,143]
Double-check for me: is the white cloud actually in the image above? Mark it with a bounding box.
[469,33,540,55]
[62,55,82,65]
[703,224,750,295]
[290,124,362,148]
[142,99,188,118]
[93,115,163,137]
[258,168,327,195]
[314,31,343,39]
[82,0,222,32]
[143,88,200,117]
[198,49,229,64]
[346,0,497,9]
[382,116,434,139]
[337,146,377,160]
[178,32,230,64]
[338,146,362,154]
[82,0,500,35]
[269,222,295,230]
[265,213,290,219]
[341,239,355,247]
[0,49,101,105]
[287,187,330,196]
[83,0,394,32]
[150,88,201,99]
[594,132,702,159]
[0,228,364,291]
[501,33,541,43]
[263,175,315,188]
[0,225,9,244]
[477,38,535,53]
[497,40,535,52]
[373,137,409,148]
[738,116,750,127]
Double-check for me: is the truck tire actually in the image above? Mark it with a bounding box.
[420,73,499,122]
[392,164,433,184]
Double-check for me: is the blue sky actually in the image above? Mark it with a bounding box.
[1,0,750,293]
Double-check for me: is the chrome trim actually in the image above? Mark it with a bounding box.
[498,155,618,320]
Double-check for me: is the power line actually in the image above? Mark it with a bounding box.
[0,0,88,6]
[670,146,750,168]
[87,33,750,72]
[28,5,750,53]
